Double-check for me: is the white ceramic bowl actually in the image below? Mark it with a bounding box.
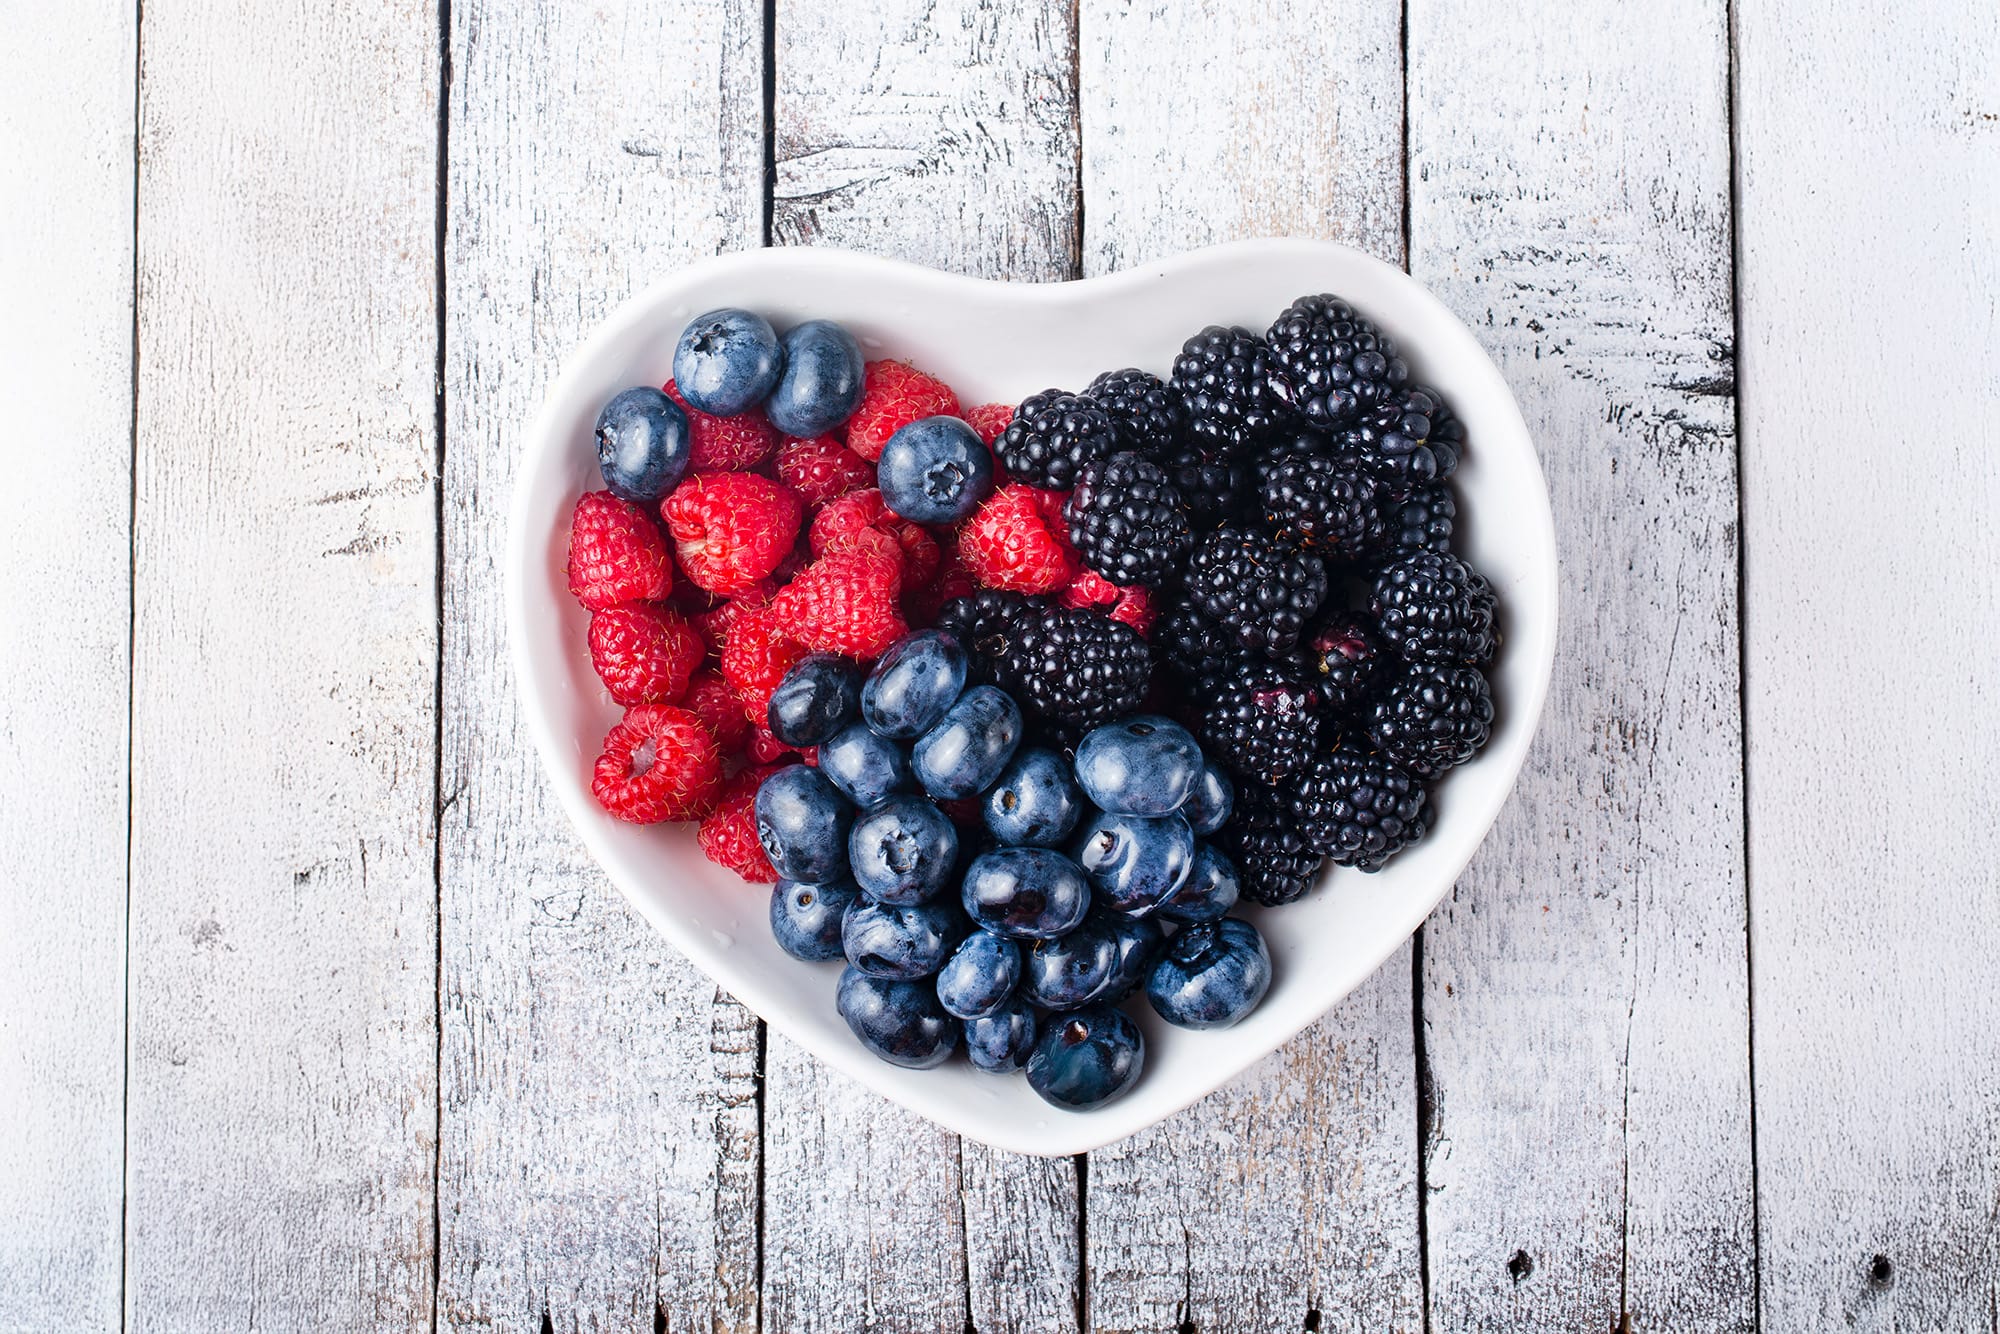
[507,240,1556,1156]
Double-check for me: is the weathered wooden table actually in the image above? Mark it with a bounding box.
[5,1,1995,1329]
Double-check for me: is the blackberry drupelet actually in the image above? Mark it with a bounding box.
[1184,526,1328,655]
[1158,442,1246,529]
[1366,663,1494,779]
[1083,368,1188,460]
[933,590,1046,689]
[994,389,1120,490]
[1062,452,1193,588]
[1196,664,1322,785]
[1264,294,1409,429]
[1170,326,1293,457]
[1370,550,1498,665]
[1154,598,1240,691]
[1386,483,1456,555]
[1009,607,1153,734]
[1258,452,1388,560]
[1249,431,1322,491]
[1335,384,1465,487]
[1297,613,1386,715]
[1217,781,1321,907]
[1288,740,1429,871]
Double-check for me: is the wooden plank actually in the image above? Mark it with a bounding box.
[436,2,765,1331]
[1076,4,1422,1330]
[1736,2,2000,1327]
[764,2,1084,1329]
[1406,1,1755,1329]
[0,3,135,1328]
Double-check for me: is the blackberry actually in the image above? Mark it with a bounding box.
[1264,294,1409,429]
[934,590,1046,689]
[1387,483,1456,555]
[1370,551,1498,665]
[1083,368,1187,460]
[1366,663,1493,779]
[1217,782,1321,907]
[1158,442,1246,529]
[1009,606,1153,733]
[1289,740,1429,871]
[1062,452,1193,588]
[1297,613,1385,715]
[1155,598,1240,690]
[1170,326,1292,457]
[1335,384,1465,487]
[1258,453,1388,560]
[1184,527,1328,655]
[1249,431,1323,491]
[994,389,1120,490]
[1197,663,1322,785]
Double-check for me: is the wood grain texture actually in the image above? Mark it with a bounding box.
[1077,4,1422,1330]
[0,4,134,1329]
[765,2,1084,1329]
[437,2,764,1331]
[1408,2,1755,1329]
[125,0,440,1326]
[1736,1,2000,1327]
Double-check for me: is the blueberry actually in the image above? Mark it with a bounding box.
[847,795,958,905]
[769,877,862,961]
[935,929,1023,1019]
[964,998,1038,1074]
[1072,811,1195,916]
[1097,911,1168,1005]
[837,968,959,1069]
[863,630,970,739]
[765,319,865,437]
[1025,1004,1146,1110]
[1073,716,1204,817]
[982,746,1086,848]
[818,721,914,807]
[1155,842,1240,924]
[1020,916,1122,1011]
[842,898,966,980]
[877,416,996,524]
[767,654,861,747]
[755,766,854,884]
[1180,762,1235,837]
[912,685,1023,799]
[1146,917,1272,1029]
[961,847,1092,940]
[594,386,691,503]
[672,307,783,416]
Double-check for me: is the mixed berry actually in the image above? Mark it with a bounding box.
[563,296,1499,1111]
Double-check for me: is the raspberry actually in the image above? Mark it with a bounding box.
[590,704,722,823]
[776,433,875,507]
[566,491,672,610]
[1058,567,1156,637]
[773,548,908,659]
[698,767,781,882]
[587,604,705,706]
[845,361,961,462]
[808,488,941,589]
[958,484,1078,594]
[904,540,977,627]
[682,670,750,753]
[663,380,779,472]
[661,472,805,597]
[748,725,817,767]
[720,605,811,723]
[963,402,1016,447]
[691,583,776,652]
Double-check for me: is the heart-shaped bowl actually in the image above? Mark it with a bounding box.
[507,239,1556,1156]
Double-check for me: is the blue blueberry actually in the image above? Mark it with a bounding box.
[1181,762,1235,837]
[837,968,959,1069]
[847,795,958,905]
[842,899,966,980]
[818,720,913,807]
[1073,716,1204,817]
[1020,916,1122,1011]
[935,929,1023,1019]
[863,630,969,739]
[672,307,783,416]
[768,877,862,962]
[1155,842,1240,924]
[764,319,865,437]
[755,766,854,884]
[1097,911,1167,1005]
[912,685,1022,799]
[594,386,691,503]
[876,416,996,524]
[964,998,1038,1074]
[1072,811,1195,916]
[767,654,861,747]
[961,847,1092,940]
[1145,917,1272,1030]
[982,747,1086,848]
[1025,1005,1146,1110]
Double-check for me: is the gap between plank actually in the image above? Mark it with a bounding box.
[429,0,452,1327]
[120,1,145,1328]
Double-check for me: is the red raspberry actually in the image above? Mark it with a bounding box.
[845,361,962,461]
[773,548,908,659]
[809,488,941,589]
[748,724,818,767]
[661,472,805,597]
[566,492,672,610]
[957,484,1078,594]
[587,604,705,706]
[698,767,782,883]
[682,670,751,753]
[720,604,812,723]
[777,433,875,507]
[904,538,977,626]
[664,380,780,472]
[1106,584,1156,636]
[692,582,777,651]
[963,402,1016,447]
[1060,569,1160,637]
[590,704,722,824]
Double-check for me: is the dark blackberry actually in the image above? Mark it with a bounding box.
[1264,294,1409,429]
[1288,740,1429,871]
[994,389,1120,490]
[1158,442,1246,529]
[1062,452,1193,588]
[1257,453,1388,560]
[1366,663,1493,779]
[934,590,1046,689]
[1297,613,1386,715]
[1370,551,1497,665]
[1155,598,1239,690]
[1083,368,1187,460]
[1196,663,1322,785]
[1009,606,1153,733]
[1387,483,1456,555]
[1184,527,1327,655]
[1170,326,1293,457]
[1335,384,1464,487]
[1217,782,1321,907]
[1249,431,1323,490]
